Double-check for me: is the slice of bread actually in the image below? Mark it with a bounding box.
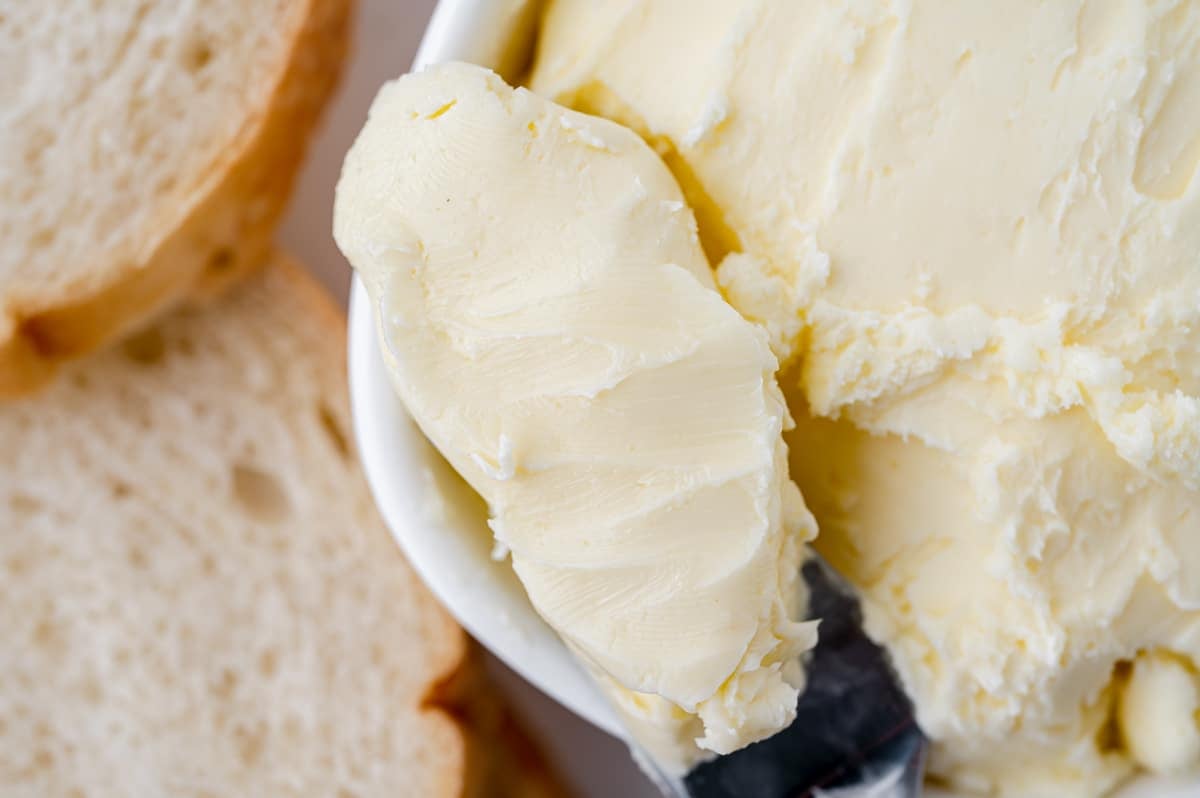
[0,0,350,395]
[0,254,560,797]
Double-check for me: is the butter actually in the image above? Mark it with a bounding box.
[532,1,1200,793]
[333,62,818,770]
[1119,652,1200,776]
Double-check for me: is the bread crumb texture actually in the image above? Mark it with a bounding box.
[0,258,476,797]
[0,0,350,393]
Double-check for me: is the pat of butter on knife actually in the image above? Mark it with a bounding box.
[333,62,818,771]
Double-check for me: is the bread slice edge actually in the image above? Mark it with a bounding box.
[0,0,352,397]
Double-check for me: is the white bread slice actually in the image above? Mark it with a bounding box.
[0,0,350,395]
[0,255,559,797]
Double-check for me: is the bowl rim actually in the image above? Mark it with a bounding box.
[345,0,626,742]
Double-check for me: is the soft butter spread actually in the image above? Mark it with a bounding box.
[333,62,818,770]
[531,1,1200,793]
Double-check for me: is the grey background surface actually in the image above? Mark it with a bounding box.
[277,1,659,794]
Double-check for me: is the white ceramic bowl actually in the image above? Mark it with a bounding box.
[347,2,622,742]
[345,2,1197,796]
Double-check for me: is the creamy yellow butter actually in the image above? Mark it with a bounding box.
[333,62,818,770]
[532,1,1200,794]
[1119,652,1200,776]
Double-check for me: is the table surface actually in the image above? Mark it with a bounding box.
[277,1,658,794]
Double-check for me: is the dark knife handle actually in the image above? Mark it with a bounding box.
[682,559,927,798]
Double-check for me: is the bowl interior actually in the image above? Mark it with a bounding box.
[344,1,1199,794]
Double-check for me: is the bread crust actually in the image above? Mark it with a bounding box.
[0,0,353,397]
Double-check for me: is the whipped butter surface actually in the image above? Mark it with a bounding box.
[532,1,1200,794]
[333,62,818,770]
